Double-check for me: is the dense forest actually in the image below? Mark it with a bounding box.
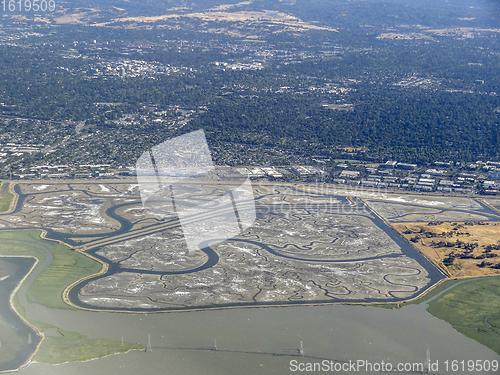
[0,0,499,168]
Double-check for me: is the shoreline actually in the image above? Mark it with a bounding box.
[2,181,498,315]
[0,230,497,373]
[0,255,44,374]
[29,182,492,314]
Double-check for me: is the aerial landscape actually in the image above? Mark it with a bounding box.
[0,0,499,374]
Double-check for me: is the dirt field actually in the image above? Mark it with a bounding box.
[394,221,500,278]
[93,9,338,32]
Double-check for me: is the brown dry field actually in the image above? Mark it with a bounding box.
[93,10,337,32]
[394,221,500,278]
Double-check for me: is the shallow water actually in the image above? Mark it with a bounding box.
[0,257,41,372]
[16,298,500,375]
[0,251,498,374]
[2,190,499,374]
